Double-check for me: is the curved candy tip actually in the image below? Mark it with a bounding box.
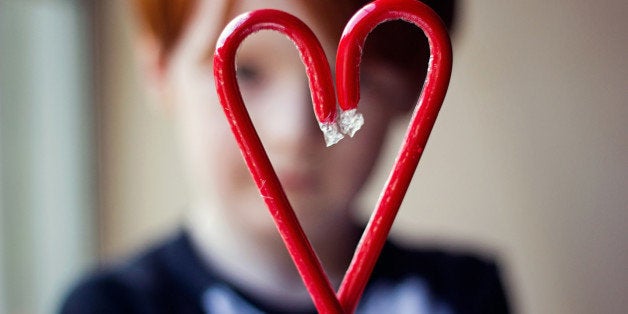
[319,109,364,147]
[339,109,364,138]
[319,122,344,147]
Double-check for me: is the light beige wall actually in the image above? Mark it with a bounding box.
[99,1,628,313]
[97,1,188,259]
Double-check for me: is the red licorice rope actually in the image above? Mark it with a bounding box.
[336,0,452,312]
[213,9,342,313]
[213,0,452,312]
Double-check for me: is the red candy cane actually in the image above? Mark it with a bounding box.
[336,0,452,312]
[213,0,452,312]
[213,9,343,313]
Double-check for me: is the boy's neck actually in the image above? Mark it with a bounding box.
[185,198,358,308]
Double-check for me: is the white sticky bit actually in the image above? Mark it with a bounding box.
[319,122,344,147]
[339,109,364,137]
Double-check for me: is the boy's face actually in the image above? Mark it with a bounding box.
[164,0,412,239]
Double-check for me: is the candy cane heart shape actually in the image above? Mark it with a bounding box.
[213,9,344,314]
[336,0,453,312]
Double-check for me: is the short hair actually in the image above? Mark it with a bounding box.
[131,0,456,71]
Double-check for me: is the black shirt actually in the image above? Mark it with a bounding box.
[60,230,509,313]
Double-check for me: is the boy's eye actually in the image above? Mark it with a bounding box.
[236,64,262,85]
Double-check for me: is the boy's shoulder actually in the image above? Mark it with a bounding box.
[378,238,503,277]
[59,231,206,314]
[372,239,510,313]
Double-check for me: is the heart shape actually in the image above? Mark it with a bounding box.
[213,0,452,313]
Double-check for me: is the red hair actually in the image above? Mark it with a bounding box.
[131,0,199,62]
[131,0,456,68]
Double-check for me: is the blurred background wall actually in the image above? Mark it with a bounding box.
[1,0,627,313]
[1,1,96,313]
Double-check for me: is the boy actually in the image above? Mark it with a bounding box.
[61,0,509,313]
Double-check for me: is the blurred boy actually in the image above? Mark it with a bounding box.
[61,0,509,313]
